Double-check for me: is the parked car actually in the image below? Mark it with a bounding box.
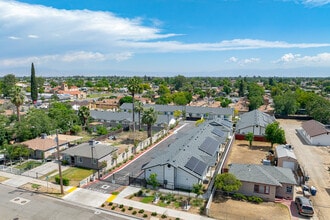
[295,196,314,217]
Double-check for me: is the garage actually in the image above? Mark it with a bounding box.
[283,161,295,171]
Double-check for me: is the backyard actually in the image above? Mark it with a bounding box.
[49,167,94,186]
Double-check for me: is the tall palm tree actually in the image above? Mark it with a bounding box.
[142,107,158,139]
[127,77,143,133]
[134,101,144,130]
[78,106,90,130]
[10,86,25,122]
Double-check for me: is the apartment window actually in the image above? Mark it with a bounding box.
[264,186,270,194]
[78,157,82,163]
[92,158,97,164]
[286,186,293,193]
[254,185,259,193]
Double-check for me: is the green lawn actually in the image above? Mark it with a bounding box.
[15,161,43,170]
[51,167,94,186]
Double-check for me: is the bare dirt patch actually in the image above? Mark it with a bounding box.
[20,183,66,198]
[209,195,290,220]
[225,140,272,166]
[0,176,9,182]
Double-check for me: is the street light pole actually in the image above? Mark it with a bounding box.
[56,129,64,194]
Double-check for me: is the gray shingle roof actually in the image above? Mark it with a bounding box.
[143,120,231,178]
[229,164,297,186]
[236,110,275,130]
[120,103,234,116]
[62,141,117,159]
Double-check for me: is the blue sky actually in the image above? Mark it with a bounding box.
[1,0,330,77]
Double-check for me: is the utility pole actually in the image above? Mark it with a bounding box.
[56,129,64,194]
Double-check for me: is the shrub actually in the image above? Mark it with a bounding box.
[101,203,105,207]
[143,214,148,218]
[121,208,125,212]
[233,193,247,201]
[108,202,113,206]
[161,214,167,218]
[151,212,157,216]
[138,209,144,213]
[112,191,119,195]
[176,218,180,220]
[199,206,205,214]
[132,210,137,215]
[128,206,133,210]
[111,206,116,210]
[55,176,70,186]
[137,190,143,197]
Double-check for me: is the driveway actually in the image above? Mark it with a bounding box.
[86,121,196,194]
[21,161,69,179]
[278,119,330,220]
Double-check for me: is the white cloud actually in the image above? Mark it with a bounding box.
[8,36,20,40]
[226,56,260,66]
[275,52,330,65]
[301,0,330,7]
[28,34,39,39]
[227,57,239,63]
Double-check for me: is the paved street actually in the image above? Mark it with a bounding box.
[0,184,136,220]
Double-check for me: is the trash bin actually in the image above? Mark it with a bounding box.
[310,186,317,196]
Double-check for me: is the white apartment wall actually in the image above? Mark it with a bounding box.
[176,168,199,190]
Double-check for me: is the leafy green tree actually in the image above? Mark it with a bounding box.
[157,84,171,96]
[142,107,158,138]
[96,125,108,135]
[156,93,172,104]
[134,101,144,130]
[265,122,286,148]
[30,63,38,104]
[245,132,254,148]
[0,115,10,145]
[172,91,191,106]
[10,86,25,122]
[173,75,186,91]
[273,91,299,115]
[220,97,232,107]
[214,173,242,195]
[238,79,245,97]
[27,108,54,138]
[48,102,79,133]
[222,85,231,95]
[2,74,16,98]
[71,124,82,135]
[78,106,90,130]
[173,110,182,119]
[119,96,133,106]
[248,96,263,111]
[192,183,204,197]
[127,77,143,133]
[147,173,159,189]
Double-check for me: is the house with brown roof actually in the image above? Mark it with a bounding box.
[52,83,87,100]
[300,120,330,146]
[21,134,82,159]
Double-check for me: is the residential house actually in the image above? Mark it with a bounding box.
[275,144,298,171]
[300,120,330,146]
[229,164,297,201]
[120,103,234,121]
[142,119,231,190]
[52,83,87,100]
[61,140,117,173]
[235,109,275,139]
[21,134,82,159]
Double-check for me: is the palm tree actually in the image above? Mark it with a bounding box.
[127,77,143,133]
[134,101,144,130]
[142,107,158,139]
[10,86,25,122]
[78,106,90,130]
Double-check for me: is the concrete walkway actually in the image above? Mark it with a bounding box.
[0,170,215,220]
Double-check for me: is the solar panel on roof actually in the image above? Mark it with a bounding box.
[185,156,199,171]
[199,137,219,156]
[212,128,225,137]
[184,156,208,176]
[194,160,207,176]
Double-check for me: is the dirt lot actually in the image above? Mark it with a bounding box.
[278,119,330,220]
[210,139,290,220]
[225,140,272,167]
[209,196,289,220]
